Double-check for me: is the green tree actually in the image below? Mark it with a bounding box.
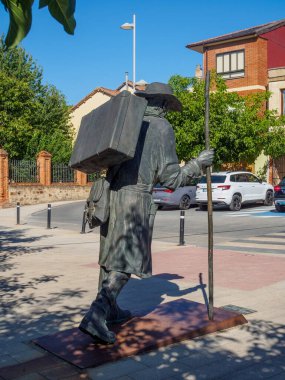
[0,37,73,162]
[263,125,285,159]
[1,0,76,48]
[0,70,35,158]
[167,73,285,167]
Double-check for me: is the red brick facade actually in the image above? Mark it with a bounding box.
[203,37,268,93]
[261,26,285,69]
[187,20,285,182]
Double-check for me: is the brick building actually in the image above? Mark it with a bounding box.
[187,19,285,183]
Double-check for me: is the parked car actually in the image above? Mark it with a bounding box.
[274,177,285,212]
[196,171,274,211]
[152,180,198,210]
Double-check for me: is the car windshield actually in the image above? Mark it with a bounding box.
[199,175,227,184]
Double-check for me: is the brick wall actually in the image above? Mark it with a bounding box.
[8,184,91,206]
[204,36,268,92]
[0,150,93,208]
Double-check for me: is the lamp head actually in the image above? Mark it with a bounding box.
[120,22,134,30]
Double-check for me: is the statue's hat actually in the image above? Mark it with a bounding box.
[135,82,182,112]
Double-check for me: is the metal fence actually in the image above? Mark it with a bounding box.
[9,160,39,183]
[52,163,75,183]
[8,158,102,184]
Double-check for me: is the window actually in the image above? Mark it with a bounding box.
[200,175,226,184]
[281,89,285,115]
[236,174,248,182]
[216,50,245,79]
[247,174,259,183]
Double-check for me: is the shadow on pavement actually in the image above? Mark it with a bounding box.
[0,227,87,343]
[0,228,53,272]
[118,318,285,379]
[117,273,207,317]
[0,226,284,378]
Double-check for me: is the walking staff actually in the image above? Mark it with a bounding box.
[204,70,214,320]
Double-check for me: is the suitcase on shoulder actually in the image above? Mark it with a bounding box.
[69,91,147,174]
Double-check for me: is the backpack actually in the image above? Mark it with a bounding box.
[85,177,110,229]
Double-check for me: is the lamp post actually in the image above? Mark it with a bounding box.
[120,14,136,92]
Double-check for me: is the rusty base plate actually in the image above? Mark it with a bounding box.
[33,299,247,369]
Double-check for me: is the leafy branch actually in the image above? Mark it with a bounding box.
[1,0,76,48]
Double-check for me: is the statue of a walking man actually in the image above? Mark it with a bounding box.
[79,82,214,344]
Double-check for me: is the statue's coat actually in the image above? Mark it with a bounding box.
[99,115,199,277]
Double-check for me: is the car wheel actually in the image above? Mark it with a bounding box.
[229,194,242,211]
[179,195,191,210]
[275,203,284,212]
[199,204,207,211]
[157,205,164,210]
[264,190,273,206]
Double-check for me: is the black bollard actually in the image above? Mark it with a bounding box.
[178,210,185,246]
[47,203,51,229]
[81,207,87,234]
[16,202,20,225]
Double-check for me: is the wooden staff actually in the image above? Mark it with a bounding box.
[204,70,214,320]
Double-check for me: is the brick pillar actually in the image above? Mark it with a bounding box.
[0,148,9,206]
[75,170,87,186]
[37,151,52,186]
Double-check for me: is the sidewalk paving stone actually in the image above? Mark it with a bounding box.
[125,360,195,380]
[11,374,47,380]
[10,350,45,364]
[87,357,148,379]
[1,202,285,379]
[0,357,18,368]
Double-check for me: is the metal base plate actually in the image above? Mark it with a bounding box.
[33,299,247,369]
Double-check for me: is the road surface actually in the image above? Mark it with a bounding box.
[27,201,285,254]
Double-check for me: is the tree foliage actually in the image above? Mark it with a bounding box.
[0,37,73,162]
[167,73,285,167]
[1,0,76,48]
[263,125,285,159]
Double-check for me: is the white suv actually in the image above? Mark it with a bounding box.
[196,171,274,211]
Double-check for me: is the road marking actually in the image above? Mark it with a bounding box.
[265,232,285,237]
[226,207,283,218]
[248,236,285,243]
[227,213,251,217]
[216,231,285,255]
[215,245,285,255]
[224,241,285,250]
[227,208,274,214]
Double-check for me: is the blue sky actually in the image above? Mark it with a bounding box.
[0,1,284,105]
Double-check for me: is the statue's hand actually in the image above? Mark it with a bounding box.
[197,149,214,168]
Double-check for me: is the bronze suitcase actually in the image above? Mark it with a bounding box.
[69,91,147,173]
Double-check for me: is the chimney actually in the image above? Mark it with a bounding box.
[195,64,203,79]
[125,72,129,91]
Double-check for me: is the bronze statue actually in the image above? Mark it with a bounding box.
[79,82,214,344]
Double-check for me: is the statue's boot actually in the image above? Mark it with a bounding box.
[79,271,130,344]
[79,288,116,344]
[106,303,132,325]
[98,267,132,325]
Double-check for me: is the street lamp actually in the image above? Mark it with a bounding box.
[120,14,136,93]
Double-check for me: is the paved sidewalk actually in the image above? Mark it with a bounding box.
[0,202,285,379]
